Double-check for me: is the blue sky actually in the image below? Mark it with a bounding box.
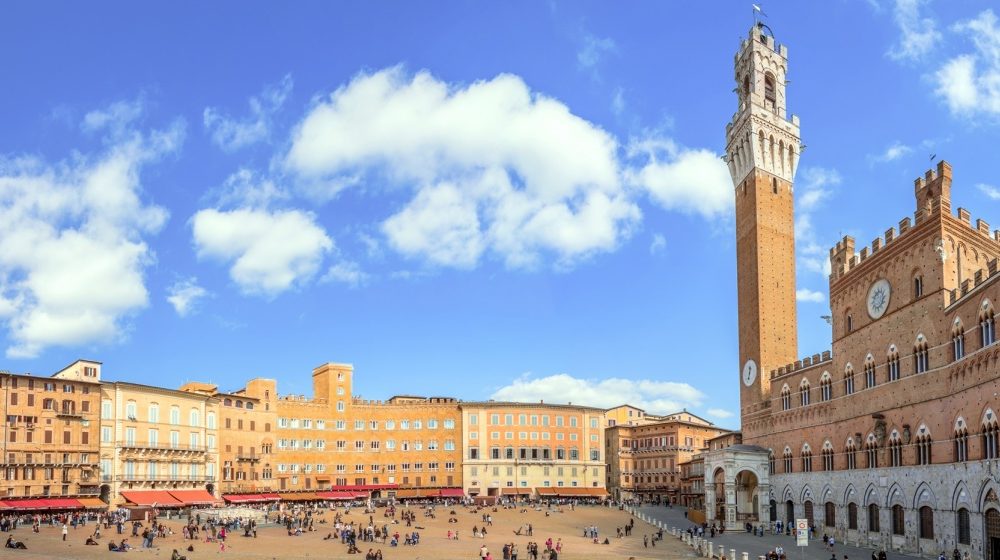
[1,1,998,426]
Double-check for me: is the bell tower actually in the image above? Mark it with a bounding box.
[726,24,800,421]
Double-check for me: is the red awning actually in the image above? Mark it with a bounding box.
[438,488,465,498]
[167,490,217,505]
[121,491,182,507]
[223,494,269,503]
[44,498,84,509]
[259,493,281,500]
[316,491,357,500]
[0,498,83,510]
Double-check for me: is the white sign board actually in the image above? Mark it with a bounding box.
[795,519,809,547]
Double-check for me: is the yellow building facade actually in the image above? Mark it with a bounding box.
[99,381,220,507]
[461,402,607,499]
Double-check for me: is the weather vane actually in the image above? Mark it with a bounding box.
[753,3,767,24]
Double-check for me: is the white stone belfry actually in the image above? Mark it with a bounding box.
[725,24,801,186]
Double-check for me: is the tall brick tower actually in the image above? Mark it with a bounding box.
[726,24,800,431]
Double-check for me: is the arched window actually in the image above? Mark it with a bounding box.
[801,444,813,472]
[223,398,232,407]
[953,319,966,361]
[764,73,776,111]
[914,335,930,374]
[846,314,854,333]
[148,403,159,423]
[246,402,254,410]
[919,506,934,539]
[821,441,834,471]
[848,503,858,530]
[783,447,793,473]
[887,346,900,381]
[845,438,857,470]
[981,302,996,347]
[169,406,180,425]
[781,385,792,410]
[206,412,216,430]
[768,450,775,475]
[888,431,903,467]
[844,365,855,395]
[125,400,137,420]
[825,502,836,527]
[189,409,200,427]
[799,379,811,406]
[868,504,880,532]
[892,504,905,535]
[983,410,999,459]
[915,425,932,465]
[772,177,778,194]
[913,275,924,298]
[742,75,750,100]
[957,508,971,544]
[866,435,878,468]
[955,417,969,462]
[819,372,832,401]
[864,355,876,388]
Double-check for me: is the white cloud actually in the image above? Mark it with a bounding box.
[81,99,145,137]
[192,208,332,296]
[796,288,825,303]
[887,0,942,61]
[978,183,1000,199]
[934,10,1000,117]
[870,141,913,163]
[626,136,732,218]
[611,87,626,117]
[649,233,666,255]
[204,75,293,151]
[706,408,733,419]
[166,278,209,317]
[285,67,639,269]
[0,104,181,358]
[797,167,840,211]
[490,373,705,414]
[577,34,617,76]
[322,261,369,288]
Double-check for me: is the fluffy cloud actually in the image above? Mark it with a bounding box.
[934,10,1000,117]
[577,34,617,78]
[192,208,332,296]
[978,183,1000,199]
[166,278,209,317]
[0,104,181,358]
[490,373,706,414]
[870,141,913,163]
[626,137,732,218]
[322,261,369,288]
[796,288,825,303]
[204,75,293,151]
[285,67,639,269]
[649,233,666,255]
[707,408,733,420]
[887,0,942,61]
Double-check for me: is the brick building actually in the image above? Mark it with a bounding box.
[0,360,102,501]
[605,410,729,503]
[705,23,1000,559]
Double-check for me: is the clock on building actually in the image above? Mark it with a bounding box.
[742,359,758,387]
[867,279,892,319]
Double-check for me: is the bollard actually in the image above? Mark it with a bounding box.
[730,547,736,560]
[708,542,714,558]
[759,555,767,560]
[741,552,749,560]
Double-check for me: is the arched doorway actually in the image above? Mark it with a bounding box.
[206,483,215,496]
[100,484,110,504]
[734,470,759,522]
[987,508,1000,560]
[770,500,777,522]
[804,500,814,526]
[713,468,727,521]
[786,500,795,524]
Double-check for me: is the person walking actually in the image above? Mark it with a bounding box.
[62,524,68,541]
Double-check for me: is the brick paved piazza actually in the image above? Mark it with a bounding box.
[0,503,690,560]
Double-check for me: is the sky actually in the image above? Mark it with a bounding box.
[1,1,998,427]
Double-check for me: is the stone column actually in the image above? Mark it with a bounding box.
[725,481,737,529]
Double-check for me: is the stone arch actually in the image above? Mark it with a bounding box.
[977,480,1000,511]
[844,483,859,505]
[981,298,995,320]
[864,483,881,506]
[913,481,937,509]
[820,371,832,382]
[802,442,812,454]
[821,484,834,504]
[800,484,815,504]
[886,481,906,508]
[953,481,974,511]
[782,485,795,503]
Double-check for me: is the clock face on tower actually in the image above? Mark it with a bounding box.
[742,359,758,387]
[867,279,892,320]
